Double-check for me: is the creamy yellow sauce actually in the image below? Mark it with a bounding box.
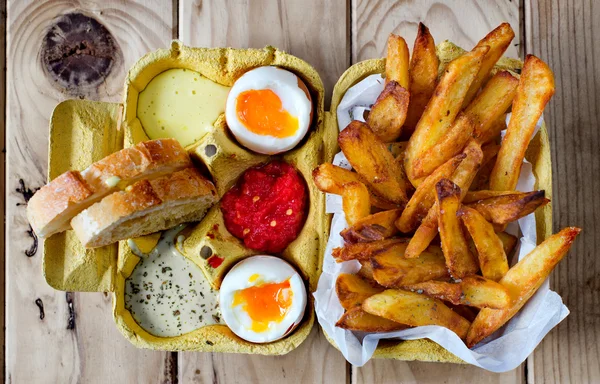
[137,68,230,147]
[124,226,221,337]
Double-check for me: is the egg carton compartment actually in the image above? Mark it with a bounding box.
[43,42,335,354]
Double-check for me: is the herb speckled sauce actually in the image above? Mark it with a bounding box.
[125,226,221,337]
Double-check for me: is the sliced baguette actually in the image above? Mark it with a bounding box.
[28,138,192,238]
[71,168,218,248]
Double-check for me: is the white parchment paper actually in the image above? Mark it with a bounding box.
[314,74,568,372]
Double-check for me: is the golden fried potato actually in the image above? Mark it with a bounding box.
[463,22,516,107]
[367,81,410,142]
[478,114,507,145]
[312,163,400,210]
[405,275,510,309]
[339,121,410,205]
[469,142,501,191]
[467,227,581,347]
[449,304,479,323]
[412,70,516,179]
[411,114,475,180]
[342,181,371,225]
[405,141,483,259]
[312,163,359,194]
[363,289,471,339]
[336,307,407,332]
[490,55,555,191]
[405,23,439,133]
[341,209,402,243]
[385,34,410,89]
[436,179,479,278]
[469,71,518,140]
[336,273,384,310]
[463,190,517,203]
[396,153,465,233]
[467,190,550,225]
[404,46,488,185]
[358,260,375,281]
[371,243,449,287]
[388,141,408,158]
[460,206,509,281]
[332,238,408,262]
[497,231,518,256]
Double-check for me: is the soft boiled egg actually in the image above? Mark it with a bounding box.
[225,66,313,155]
[219,255,307,343]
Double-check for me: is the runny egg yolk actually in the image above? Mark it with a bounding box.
[232,279,293,332]
[236,89,298,138]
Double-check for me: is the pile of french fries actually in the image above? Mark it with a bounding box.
[313,22,581,348]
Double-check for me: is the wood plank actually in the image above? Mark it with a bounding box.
[0,0,6,380]
[351,1,524,382]
[353,0,521,62]
[5,1,176,382]
[177,1,350,382]
[179,0,350,107]
[525,0,600,383]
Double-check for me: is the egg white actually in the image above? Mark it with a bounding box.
[225,66,312,155]
[219,255,307,343]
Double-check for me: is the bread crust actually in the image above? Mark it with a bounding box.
[27,139,193,238]
[71,168,217,248]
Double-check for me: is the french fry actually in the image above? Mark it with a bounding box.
[412,71,517,179]
[367,81,410,142]
[467,190,550,225]
[396,153,465,233]
[411,113,475,179]
[404,46,488,185]
[371,243,449,287]
[405,140,483,258]
[497,231,518,256]
[312,163,399,210]
[463,190,518,203]
[467,227,582,347]
[436,179,480,278]
[339,121,410,205]
[449,304,479,323]
[363,289,471,339]
[385,34,410,89]
[342,182,371,225]
[405,23,439,132]
[388,141,408,158]
[460,206,509,281]
[332,238,407,262]
[336,307,407,332]
[462,23,516,107]
[341,209,402,243]
[336,273,384,310]
[477,114,507,145]
[469,142,501,191]
[468,71,519,140]
[490,55,555,191]
[404,275,510,309]
[358,260,375,281]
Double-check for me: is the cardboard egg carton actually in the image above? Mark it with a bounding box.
[42,41,552,360]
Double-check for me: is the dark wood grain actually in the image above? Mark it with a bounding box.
[525,0,600,382]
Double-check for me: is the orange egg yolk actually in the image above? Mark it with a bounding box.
[232,279,293,332]
[236,89,298,138]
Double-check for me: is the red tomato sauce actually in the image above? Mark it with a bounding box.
[220,161,308,253]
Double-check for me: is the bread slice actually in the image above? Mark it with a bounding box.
[28,138,192,238]
[70,168,218,248]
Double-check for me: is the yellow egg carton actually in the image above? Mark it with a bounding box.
[42,41,552,361]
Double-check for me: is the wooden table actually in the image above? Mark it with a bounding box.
[3,0,598,382]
